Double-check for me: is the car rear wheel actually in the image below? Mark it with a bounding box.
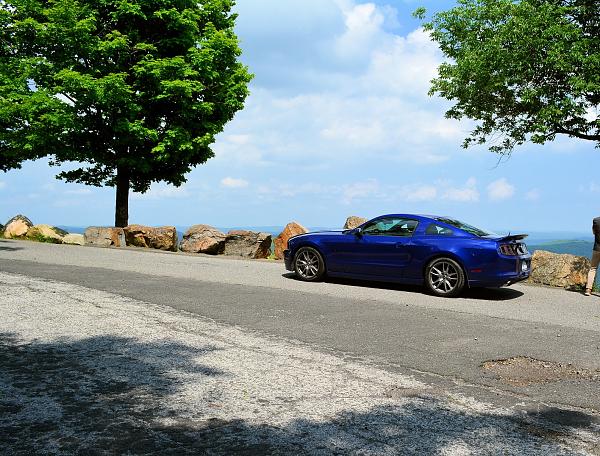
[293,247,325,282]
[425,258,465,297]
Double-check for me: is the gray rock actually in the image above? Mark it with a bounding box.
[62,234,85,246]
[3,214,33,238]
[223,230,272,259]
[26,224,65,243]
[274,221,308,260]
[124,224,178,251]
[528,250,590,290]
[343,216,367,230]
[84,227,125,248]
[180,225,226,255]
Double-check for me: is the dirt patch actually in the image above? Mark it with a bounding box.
[482,357,600,387]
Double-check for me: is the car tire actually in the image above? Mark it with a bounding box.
[425,257,465,297]
[293,246,326,282]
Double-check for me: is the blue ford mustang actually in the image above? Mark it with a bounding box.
[284,214,531,297]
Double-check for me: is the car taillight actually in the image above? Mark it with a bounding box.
[499,243,528,256]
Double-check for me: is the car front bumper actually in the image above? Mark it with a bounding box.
[284,249,293,271]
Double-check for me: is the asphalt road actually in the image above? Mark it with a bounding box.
[1,239,599,418]
[4,272,599,455]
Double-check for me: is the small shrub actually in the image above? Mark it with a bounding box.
[25,233,61,244]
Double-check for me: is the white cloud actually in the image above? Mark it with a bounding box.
[443,178,480,202]
[132,184,190,200]
[64,188,92,195]
[213,1,464,172]
[404,185,437,202]
[221,177,249,189]
[525,188,540,201]
[342,179,380,205]
[334,2,386,60]
[588,182,600,193]
[487,178,515,201]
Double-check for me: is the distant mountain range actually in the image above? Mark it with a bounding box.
[527,240,594,257]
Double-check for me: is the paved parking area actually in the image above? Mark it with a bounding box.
[1,272,599,455]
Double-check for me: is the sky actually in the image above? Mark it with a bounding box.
[1,0,599,233]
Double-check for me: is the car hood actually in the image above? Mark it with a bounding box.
[289,230,346,240]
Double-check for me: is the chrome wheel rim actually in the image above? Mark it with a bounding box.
[296,250,320,279]
[429,261,459,294]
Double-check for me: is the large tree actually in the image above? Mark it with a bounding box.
[0,0,252,226]
[418,0,599,154]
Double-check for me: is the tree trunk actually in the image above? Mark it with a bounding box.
[114,166,130,228]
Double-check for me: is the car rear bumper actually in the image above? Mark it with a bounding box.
[468,256,531,288]
[284,249,293,271]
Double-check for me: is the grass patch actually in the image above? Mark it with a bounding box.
[24,233,61,244]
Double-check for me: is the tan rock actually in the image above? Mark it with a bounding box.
[3,214,33,238]
[223,230,272,259]
[528,250,591,290]
[343,216,367,230]
[62,234,85,246]
[26,224,67,243]
[180,225,226,255]
[124,224,178,251]
[84,227,125,247]
[274,221,308,259]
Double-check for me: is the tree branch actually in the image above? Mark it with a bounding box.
[553,126,600,141]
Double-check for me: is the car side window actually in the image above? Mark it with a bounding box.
[425,223,454,236]
[362,217,418,236]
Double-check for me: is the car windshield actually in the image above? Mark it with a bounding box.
[433,217,496,237]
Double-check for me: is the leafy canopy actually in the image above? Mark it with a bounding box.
[0,0,252,191]
[418,0,600,154]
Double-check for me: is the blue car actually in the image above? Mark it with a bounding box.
[284,214,531,297]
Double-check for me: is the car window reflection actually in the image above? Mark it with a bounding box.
[362,218,419,237]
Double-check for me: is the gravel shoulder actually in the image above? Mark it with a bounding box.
[1,272,599,455]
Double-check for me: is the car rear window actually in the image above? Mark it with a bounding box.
[425,224,454,236]
[433,217,493,237]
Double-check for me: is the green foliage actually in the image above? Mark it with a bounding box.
[421,0,600,154]
[24,232,62,244]
[0,0,252,219]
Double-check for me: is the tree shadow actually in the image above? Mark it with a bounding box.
[1,332,595,455]
[282,273,524,301]
[0,332,224,455]
[0,240,23,251]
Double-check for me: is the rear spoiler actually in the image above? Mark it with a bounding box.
[497,234,528,242]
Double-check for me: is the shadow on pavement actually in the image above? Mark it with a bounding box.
[1,332,595,455]
[282,273,524,301]
[0,240,23,252]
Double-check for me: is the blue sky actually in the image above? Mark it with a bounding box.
[1,0,599,232]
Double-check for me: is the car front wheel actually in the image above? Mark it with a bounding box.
[293,247,325,282]
[425,257,465,297]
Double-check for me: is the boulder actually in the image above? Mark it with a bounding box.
[528,250,591,290]
[180,225,226,255]
[26,224,67,243]
[124,224,178,252]
[62,233,85,246]
[343,216,367,230]
[274,221,309,260]
[3,214,33,238]
[223,230,272,259]
[84,227,125,248]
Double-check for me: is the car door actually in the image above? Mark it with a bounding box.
[342,217,419,278]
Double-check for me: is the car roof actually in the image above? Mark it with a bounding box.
[372,214,440,222]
